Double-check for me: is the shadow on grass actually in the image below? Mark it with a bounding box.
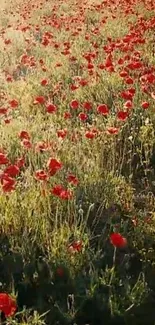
[1,222,155,325]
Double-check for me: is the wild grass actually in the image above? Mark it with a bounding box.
[0,0,155,324]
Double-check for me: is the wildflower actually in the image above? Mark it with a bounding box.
[64,111,72,119]
[0,293,17,317]
[141,101,149,109]
[106,127,119,135]
[1,174,16,193]
[6,75,13,82]
[19,131,30,140]
[60,189,73,200]
[4,39,11,45]
[0,153,9,165]
[124,101,133,110]
[46,103,57,113]
[110,233,127,248]
[47,158,62,176]
[85,131,96,139]
[9,99,18,108]
[125,76,134,84]
[35,141,50,153]
[67,174,79,185]
[57,129,67,139]
[51,184,64,196]
[4,165,20,178]
[78,112,88,121]
[41,79,48,86]
[117,111,128,121]
[70,84,79,91]
[0,108,8,115]
[15,157,25,168]
[70,100,79,109]
[119,70,128,77]
[35,170,48,181]
[21,139,32,149]
[83,101,92,110]
[97,104,109,115]
[68,240,82,253]
[33,96,46,105]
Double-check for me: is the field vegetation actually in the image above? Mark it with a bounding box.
[0,0,155,324]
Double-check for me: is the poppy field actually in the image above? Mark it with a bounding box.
[0,0,155,323]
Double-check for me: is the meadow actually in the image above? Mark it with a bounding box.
[0,0,155,323]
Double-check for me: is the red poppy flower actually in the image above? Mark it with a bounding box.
[47,158,62,176]
[105,55,113,68]
[68,240,82,253]
[60,189,73,200]
[125,76,134,85]
[0,293,17,317]
[119,70,128,77]
[83,102,92,110]
[67,174,79,185]
[57,129,67,139]
[87,63,94,69]
[6,75,13,83]
[79,79,88,87]
[20,54,29,64]
[127,61,143,70]
[141,101,149,109]
[51,184,64,196]
[64,111,72,119]
[9,99,19,108]
[46,103,57,113]
[110,233,127,248]
[4,118,11,124]
[39,59,44,65]
[70,84,79,91]
[1,175,16,193]
[0,107,8,115]
[141,85,149,94]
[15,157,25,168]
[98,63,105,70]
[35,170,48,181]
[55,62,62,68]
[147,74,155,84]
[42,66,47,72]
[106,127,119,135]
[4,165,20,178]
[118,58,124,65]
[4,39,12,45]
[21,139,32,149]
[128,88,136,97]
[19,131,30,140]
[33,96,46,105]
[78,112,88,121]
[70,100,79,109]
[41,79,48,86]
[97,104,109,115]
[120,91,133,101]
[35,141,50,152]
[117,111,128,121]
[42,37,50,46]
[124,101,133,110]
[0,153,9,165]
[85,131,96,139]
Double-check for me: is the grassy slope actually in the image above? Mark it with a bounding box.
[0,0,155,324]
